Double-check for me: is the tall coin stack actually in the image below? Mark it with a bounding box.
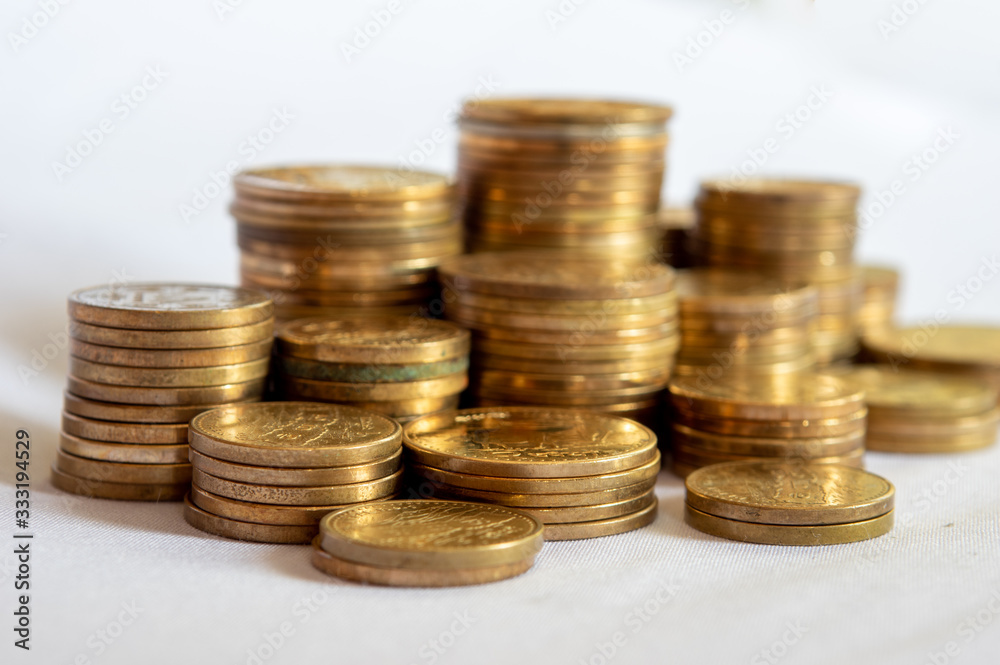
[184,402,403,544]
[457,98,671,258]
[857,266,900,337]
[55,284,273,501]
[692,179,863,363]
[438,251,680,427]
[667,373,866,477]
[231,165,461,322]
[274,317,470,423]
[404,408,661,541]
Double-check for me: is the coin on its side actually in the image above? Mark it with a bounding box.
[684,504,894,546]
[188,449,402,486]
[542,496,658,540]
[183,497,317,544]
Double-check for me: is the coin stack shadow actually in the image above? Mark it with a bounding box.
[184,402,404,544]
[54,284,273,501]
[657,206,695,268]
[231,165,461,322]
[273,317,470,424]
[457,98,671,258]
[857,266,899,337]
[667,373,867,477]
[692,179,863,363]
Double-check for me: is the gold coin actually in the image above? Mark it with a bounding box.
[237,234,461,262]
[515,490,656,524]
[472,383,665,407]
[69,319,274,349]
[867,408,1000,436]
[183,496,316,543]
[68,284,272,330]
[671,444,864,472]
[474,368,669,392]
[472,397,661,418]
[69,338,273,368]
[474,337,677,362]
[241,250,448,276]
[445,303,674,332]
[253,284,436,308]
[668,373,864,420]
[461,97,672,124]
[467,322,677,346]
[865,430,996,453]
[61,411,188,443]
[454,291,675,317]
[698,178,860,208]
[684,504,892,545]
[410,453,660,494]
[273,303,428,323]
[474,352,673,376]
[673,408,867,439]
[415,477,657,507]
[189,485,393,526]
[319,499,543,570]
[280,373,467,402]
[56,449,192,484]
[685,460,893,525]
[458,133,668,157]
[232,189,453,217]
[59,431,189,464]
[330,395,460,418]
[50,466,187,501]
[193,467,402,506]
[63,391,251,424]
[188,448,402,486]
[276,316,470,364]
[403,407,657,478]
[672,354,816,379]
[68,356,270,388]
[66,375,265,407]
[234,165,452,203]
[241,265,434,291]
[671,423,865,457]
[277,354,467,384]
[189,402,401,467]
[675,269,817,315]
[543,496,658,540]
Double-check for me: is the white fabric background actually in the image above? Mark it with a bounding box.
[2,0,999,663]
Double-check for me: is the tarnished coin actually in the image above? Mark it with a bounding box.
[318,500,544,570]
[183,496,316,544]
[234,165,452,203]
[68,284,273,330]
[192,468,403,506]
[403,407,657,478]
[50,466,187,502]
[684,504,893,546]
[69,319,274,349]
[684,460,894,525]
[188,402,402,467]
[188,448,402,487]
[63,392,250,424]
[668,373,864,420]
[59,432,189,464]
[68,356,270,388]
[189,485,394,526]
[69,338,273,368]
[280,373,467,401]
[543,496,658,541]
[66,375,266,406]
[415,477,657,508]
[61,411,188,444]
[55,450,192,484]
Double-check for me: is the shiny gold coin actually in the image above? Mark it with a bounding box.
[698,178,860,209]
[867,408,1000,436]
[319,499,544,570]
[474,337,677,362]
[188,448,402,487]
[50,465,187,501]
[670,446,864,476]
[235,214,460,241]
[403,407,657,478]
[512,489,656,524]
[474,352,673,376]
[62,392,248,424]
[193,467,402,506]
[69,319,274,349]
[668,373,864,420]
[458,132,668,157]
[61,411,188,443]
[240,264,434,290]
[672,354,816,378]
[675,309,817,334]
[673,407,868,439]
[273,302,428,323]
[65,375,265,407]
[671,423,865,457]
[277,355,468,383]
[471,214,659,236]
[675,269,817,315]
[69,338,272,368]
[684,504,893,545]
[865,430,997,453]
[454,292,675,318]
[416,477,657,507]
[234,165,452,202]
[468,322,678,346]
[237,234,461,262]
[68,284,272,330]
[331,395,460,419]
[266,286,436,308]
[241,250,448,276]
[472,397,661,418]
[68,356,270,388]
[445,303,674,332]
[183,496,316,543]
[461,97,672,125]
[685,460,893,525]
[189,485,392,526]
[543,496,658,541]
[59,431,189,464]
[280,373,467,402]
[472,383,665,407]
[474,368,669,392]
[56,449,192,484]
[189,402,401,467]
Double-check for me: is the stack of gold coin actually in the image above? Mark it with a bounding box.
[862,325,1000,396]
[438,251,679,426]
[54,284,273,501]
[657,206,695,268]
[184,402,403,544]
[692,179,863,363]
[822,365,999,452]
[684,460,894,545]
[457,98,671,258]
[857,266,899,336]
[311,500,543,587]
[273,317,470,423]
[231,165,461,321]
[673,269,818,379]
[403,407,660,541]
[667,373,866,476]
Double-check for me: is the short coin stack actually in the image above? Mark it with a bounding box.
[857,266,899,336]
[684,460,894,545]
[274,317,470,424]
[184,402,403,543]
[667,373,867,477]
[312,500,544,587]
[231,165,461,321]
[673,269,818,380]
[822,365,999,453]
[438,251,680,426]
[54,284,273,501]
[457,98,671,259]
[692,179,863,363]
[403,407,660,540]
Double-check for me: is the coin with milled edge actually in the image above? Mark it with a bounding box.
[188,448,402,486]
[183,496,316,543]
[192,468,403,506]
[50,466,188,501]
[684,504,893,546]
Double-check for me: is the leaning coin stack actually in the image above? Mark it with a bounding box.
[231,165,461,321]
[857,266,900,336]
[823,365,999,453]
[184,402,403,544]
[274,317,470,423]
[684,460,894,545]
[404,407,660,541]
[667,373,866,477]
[54,284,273,501]
[692,179,863,363]
[312,500,544,587]
[657,206,695,268]
[673,269,818,379]
[457,98,671,259]
[438,251,680,426]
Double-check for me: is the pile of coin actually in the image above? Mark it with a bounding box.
[684,460,894,545]
[667,373,866,476]
[857,266,899,336]
[457,98,671,259]
[183,402,403,543]
[54,284,273,501]
[657,206,695,268]
[231,165,461,321]
[823,365,999,453]
[673,269,818,379]
[692,179,863,363]
[403,407,660,540]
[438,251,679,426]
[273,317,470,423]
[311,500,544,587]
